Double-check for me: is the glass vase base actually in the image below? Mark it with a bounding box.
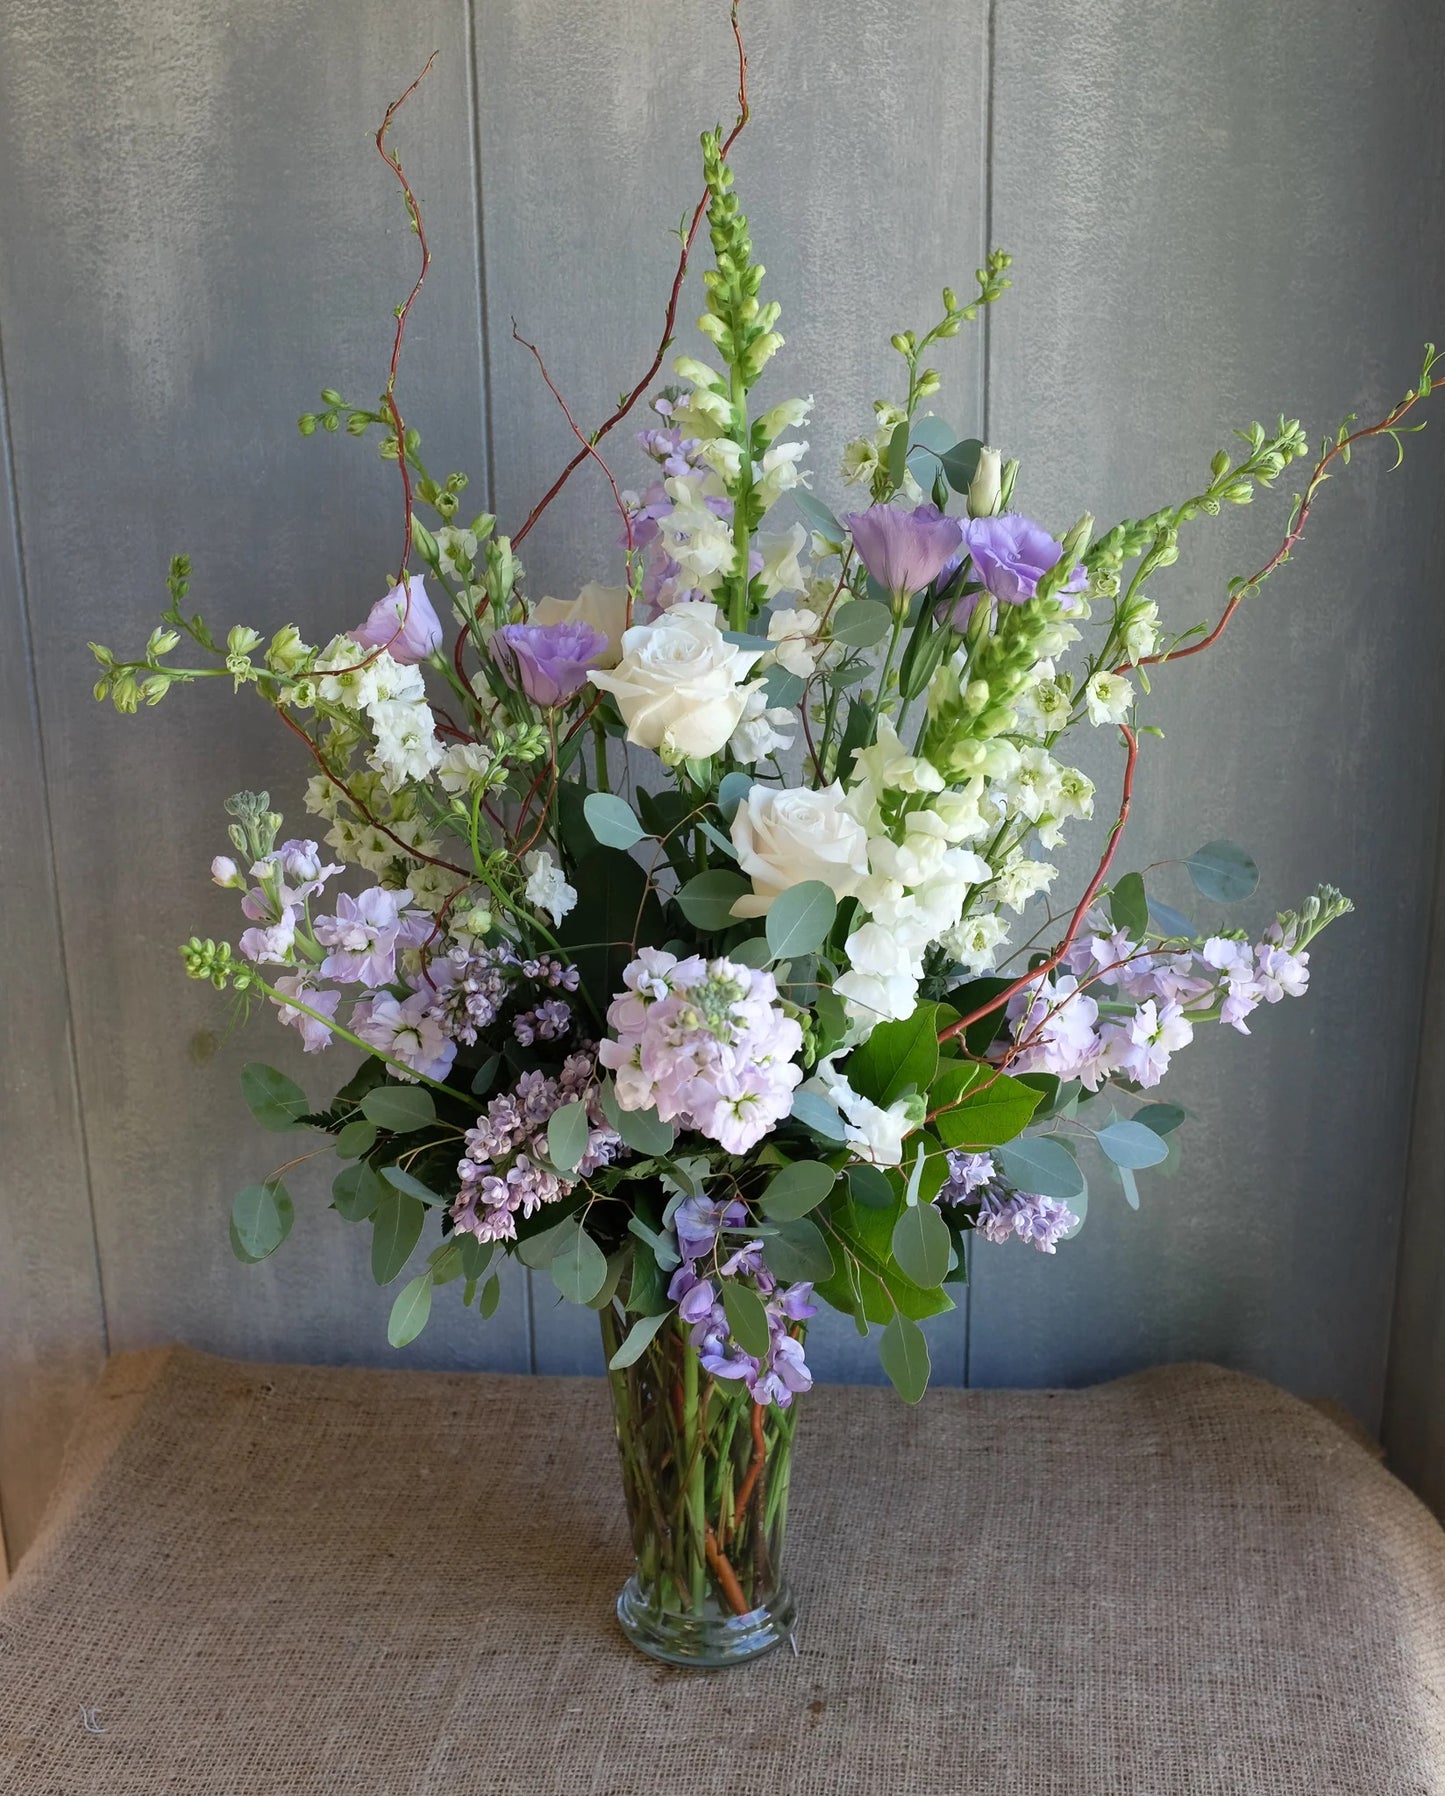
[615,1574,796,1669]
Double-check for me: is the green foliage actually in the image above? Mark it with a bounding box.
[387,1274,433,1348]
[879,1313,931,1403]
[815,1186,956,1326]
[1110,871,1150,937]
[675,869,752,931]
[241,1063,310,1133]
[846,1006,945,1109]
[551,1220,608,1305]
[361,1085,436,1133]
[608,1310,670,1370]
[1093,1118,1169,1169]
[765,882,837,960]
[1187,840,1259,903]
[583,792,646,850]
[890,1203,951,1288]
[931,1067,1043,1150]
[332,1161,385,1222]
[997,1137,1085,1201]
[230,1181,293,1262]
[547,1100,591,1173]
[762,1216,835,1284]
[760,1160,837,1220]
[721,1281,771,1359]
[370,1191,425,1284]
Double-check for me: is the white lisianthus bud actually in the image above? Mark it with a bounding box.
[589,602,763,762]
[730,782,871,918]
[967,430,1012,510]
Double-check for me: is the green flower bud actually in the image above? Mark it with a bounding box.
[266,624,312,676]
[346,412,370,436]
[298,413,317,436]
[966,445,1003,519]
[320,388,344,406]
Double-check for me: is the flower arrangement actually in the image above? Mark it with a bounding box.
[90,19,1436,1662]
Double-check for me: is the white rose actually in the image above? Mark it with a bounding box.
[589,602,762,761]
[534,583,630,669]
[730,781,871,919]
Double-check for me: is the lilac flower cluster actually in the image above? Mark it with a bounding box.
[665,1195,816,1408]
[451,1053,622,1244]
[941,1151,1079,1254]
[432,944,579,1047]
[600,948,805,1153]
[1006,910,1312,1091]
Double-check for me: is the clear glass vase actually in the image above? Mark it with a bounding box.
[599,1303,800,1667]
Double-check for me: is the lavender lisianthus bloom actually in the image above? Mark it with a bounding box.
[842,502,963,599]
[491,619,609,707]
[945,514,1087,626]
[351,574,442,664]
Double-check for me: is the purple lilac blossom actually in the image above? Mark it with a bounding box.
[350,574,443,664]
[940,1150,1078,1255]
[842,502,964,597]
[450,1054,619,1244]
[599,948,804,1153]
[490,619,609,707]
[942,514,1087,627]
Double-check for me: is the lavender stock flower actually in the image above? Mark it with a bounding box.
[491,619,609,707]
[843,501,963,600]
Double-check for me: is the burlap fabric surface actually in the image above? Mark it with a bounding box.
[1,1348,1442,1794]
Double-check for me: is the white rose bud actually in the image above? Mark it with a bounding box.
[966,445,1003,519]
[589,602,763,762]
[730,782,871,919]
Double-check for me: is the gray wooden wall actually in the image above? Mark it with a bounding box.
[2,0,1443,1567]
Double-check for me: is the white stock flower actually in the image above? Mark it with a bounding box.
[993,856,1058,912]
[436,742,494,794]
[523,850,576,926]
[730,781,870,918]
[589,602,763,762]
[729,688,798,765]
[1121,601,1160,664]
[943,912,1011,972]
[1084,670,1134,725]
[534,582,630,669]
[367,698,444,792]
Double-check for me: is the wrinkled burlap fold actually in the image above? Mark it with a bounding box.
[1,1347,1441,1794]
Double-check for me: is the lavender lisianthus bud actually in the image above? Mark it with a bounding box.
[350,574,443,665]
[491,619,609,708]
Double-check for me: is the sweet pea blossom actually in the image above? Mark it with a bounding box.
[491,619,609,707]
[843,502,963,600]
[350,575,442,664]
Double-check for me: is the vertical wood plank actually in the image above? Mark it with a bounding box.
[477,0,990,1382]
[971,0,1445,1422]
[0,328,108,1567]
[0,0,530,1490]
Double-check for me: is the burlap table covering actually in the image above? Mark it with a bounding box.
[1,1348,1441,1794]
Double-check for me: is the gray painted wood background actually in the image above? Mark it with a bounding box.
[2,0,1442,1566]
